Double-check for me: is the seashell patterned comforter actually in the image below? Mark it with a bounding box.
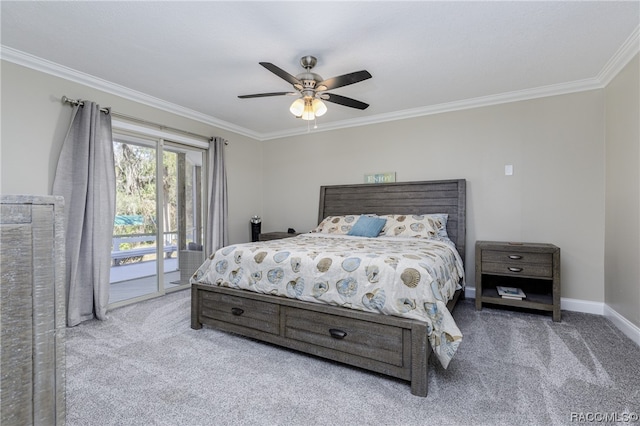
[190,233,465,368]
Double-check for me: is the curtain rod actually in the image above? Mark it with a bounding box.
[61,96,217,143]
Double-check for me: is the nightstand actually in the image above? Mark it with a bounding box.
[475,241,561,321]
[258,232,301,241]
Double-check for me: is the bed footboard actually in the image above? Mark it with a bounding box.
[191,284,462,397]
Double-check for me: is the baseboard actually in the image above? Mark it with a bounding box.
[560,297,604,315]
[603,305,640,347]
[466,287,602,315]
[464,288,640,346]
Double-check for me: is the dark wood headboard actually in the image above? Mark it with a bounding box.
[318,179,466,262]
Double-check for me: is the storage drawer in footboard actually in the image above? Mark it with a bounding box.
[199,288,280,335]
[191,284,433,396]
[284,306,406,368]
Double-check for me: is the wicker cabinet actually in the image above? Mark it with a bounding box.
[1,195,66,425]
[475,241,561,321]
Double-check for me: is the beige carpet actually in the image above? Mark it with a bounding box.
[65,289,640,425]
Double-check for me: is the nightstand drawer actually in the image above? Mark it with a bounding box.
[259,232,300,241]
[481,261,552,278]
[482,250,552,265]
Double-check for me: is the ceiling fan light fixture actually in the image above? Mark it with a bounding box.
[312,99,327,117]
[301,99,315,121]
[289,98,305,116]
[291,97,324,121]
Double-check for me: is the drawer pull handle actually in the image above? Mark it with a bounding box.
[508,255,522,260]
[231,307,244,316]
[329,329,347,339]
[508,267,523,272]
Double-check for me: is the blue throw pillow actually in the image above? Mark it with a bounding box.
[347,215,387,238]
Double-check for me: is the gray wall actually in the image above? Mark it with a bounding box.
[261,90,606,304]
[0,61,263,244]
[605,54,640,328]
[2,55,638,329]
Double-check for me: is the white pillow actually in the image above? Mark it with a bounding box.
[311,215,358,234]
[382,214,443,239]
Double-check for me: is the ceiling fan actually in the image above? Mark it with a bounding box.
[238,55,372,121]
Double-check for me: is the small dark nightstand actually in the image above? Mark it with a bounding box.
[475,241,561,321]
[258,232,301,241]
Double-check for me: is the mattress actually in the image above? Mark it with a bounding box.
[190,233,465,367]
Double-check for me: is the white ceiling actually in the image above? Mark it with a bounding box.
[2,1,639,140]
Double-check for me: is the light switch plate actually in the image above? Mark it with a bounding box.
[505,164,513,176]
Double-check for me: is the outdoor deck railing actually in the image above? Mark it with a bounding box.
[111,232,177,266]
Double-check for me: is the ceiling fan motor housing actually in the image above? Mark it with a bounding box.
[300,55,317,70]
[296,72,322,97]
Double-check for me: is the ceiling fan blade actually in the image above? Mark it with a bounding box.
[322,93,369,110]
[259,62,302,87]
[238,92,296,99]
[317,70,372,91]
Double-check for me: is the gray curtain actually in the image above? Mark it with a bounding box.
[53,101,115,327]
[205,137,228,255]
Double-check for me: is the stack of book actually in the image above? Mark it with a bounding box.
[496,286,526,300]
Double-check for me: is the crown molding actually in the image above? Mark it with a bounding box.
[3,31,638,142]
[260,77,603,140]
[0,46,262,140]
[598,25,640,86]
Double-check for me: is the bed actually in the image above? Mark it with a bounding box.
[190,179,466,397]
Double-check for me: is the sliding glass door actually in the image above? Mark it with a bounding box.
[109,134,205,307]
[163,142,206,293]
